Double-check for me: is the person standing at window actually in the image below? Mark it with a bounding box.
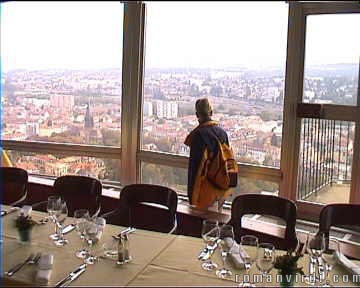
[184,98,232,212]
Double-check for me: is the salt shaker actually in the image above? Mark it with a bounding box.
[117,234,130,265]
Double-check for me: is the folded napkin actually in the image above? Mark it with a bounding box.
[335,251,360,275]
[224,237,247,269]
[18,205,32,217]
[35,269,52,285]
[38,254,54,270]
[95,217,106,240]
[95,217,106,228]
[35,254,54,285]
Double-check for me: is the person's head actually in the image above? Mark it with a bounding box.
[195,98,213,123]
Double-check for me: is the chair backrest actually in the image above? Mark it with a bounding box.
[53,175,102,217]
[230,194,297,249]
[119,184,178,233]
[319,204,360,238]
[0,167,28,206]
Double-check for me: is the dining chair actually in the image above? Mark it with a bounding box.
[53,175,102,217]
[318,203,360,239]
[101,184,178,234]
[229,193,298,250]
[0,167,28,206]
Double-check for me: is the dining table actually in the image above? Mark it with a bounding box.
[1,205,359,287]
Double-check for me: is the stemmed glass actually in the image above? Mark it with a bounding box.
[53,199,69,246]
[305,232,325,285]
[321,237,340,287]
[256,243,275,277]
[83,218,101,264]
[201,219,220,271]
[216,225,234,278]
[47,195,61,240]
[74,209,90,258]
[239,235,259,288]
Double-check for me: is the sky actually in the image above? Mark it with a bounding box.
[0,1,359,72]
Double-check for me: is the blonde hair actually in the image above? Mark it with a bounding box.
[195,98,213,118]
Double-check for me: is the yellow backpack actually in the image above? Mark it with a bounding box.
[206,141,238,190]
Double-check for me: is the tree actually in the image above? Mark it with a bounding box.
[210,86,223,97]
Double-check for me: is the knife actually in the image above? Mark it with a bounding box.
[117,227,136,237]
[199,239,221,261]
[55,264,86,287]
[113,227,136,239]
[1,207,19,217]
[62,223,76,235]
[61,266,86,287]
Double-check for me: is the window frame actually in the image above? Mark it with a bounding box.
[280,1,360,220]
[2,2,359,219]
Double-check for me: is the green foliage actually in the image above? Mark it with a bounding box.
[15,215,36,231]
[274,249,304,276]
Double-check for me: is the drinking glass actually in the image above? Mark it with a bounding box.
[239,235,259,287]
[256,243,275,276]
[305,232,325,285]
[84,219,101,264]
[216,225,234,278]
[74,209,90,258]
[47,195,61,240]
[321,237,340,287]
[201,219,220,271]
[53,199,69,246]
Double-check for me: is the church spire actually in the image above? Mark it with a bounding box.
[84,102,94,129]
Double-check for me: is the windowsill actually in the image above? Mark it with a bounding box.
[28,175,121,199]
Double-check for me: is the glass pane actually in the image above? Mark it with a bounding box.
[142,1,288,168]
[141,162,187,197]
[1,2,123,146]
[140,161,279,202]
[4,150,121,182]
[297,119,354,204]
[303,14,360,105]
[228,177,279,202]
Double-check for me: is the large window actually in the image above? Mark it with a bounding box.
[2,2,359,220]
[296,14,359,205]
[1,2,123,181]
[142,2,288,168]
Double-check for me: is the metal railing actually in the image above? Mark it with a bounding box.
[298,118,353,200]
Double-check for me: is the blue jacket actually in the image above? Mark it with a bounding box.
[184,121,229,204]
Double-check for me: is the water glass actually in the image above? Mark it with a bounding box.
[239,235,259,287]
[256,243,275,275]
[305,232,325,285]
[53,199,69,246]
[201,219,220,271]
[84,218,103,264]
[321,237,340,287]
[216,225,234,278]
[74,209,90,258]
[47,195,61,240]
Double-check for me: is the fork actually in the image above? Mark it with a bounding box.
[5,253,36,277]
[30,252,42,265]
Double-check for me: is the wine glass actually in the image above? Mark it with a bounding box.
[216,225,234,278]
[53,199,69,246]
[201,219,220,271]
[256,243,275,276]
[47,195,61,240]
[305,232,325,285]
[321,237,340,287]
[83,218,101,264]
[74,209,90,258]
[239,235,259,287]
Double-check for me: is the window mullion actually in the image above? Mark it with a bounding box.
[279,2,306,200]
[121,2,144,185]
